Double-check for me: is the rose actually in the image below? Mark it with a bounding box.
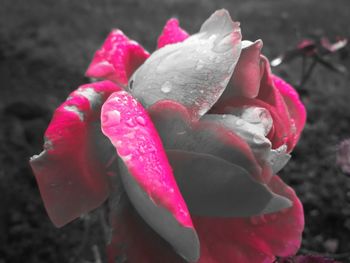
[30,9,306,263]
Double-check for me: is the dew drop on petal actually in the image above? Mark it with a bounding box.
[161,81,172,93]
[136,116,146,126]
[118,146,131,157]
[126,118,135,127]
[103,110,121,126]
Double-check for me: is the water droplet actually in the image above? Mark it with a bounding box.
[208,34,217,42]
[122,154,132,162]
[118,147,131,157]
[125,132,135,139]
[136,116,146,126]
[126,119,135,127]
[113,96,121,103]
[115,140,122,147]
[161,81,172,93]
[110,110,121,123]
[291,120,297,134]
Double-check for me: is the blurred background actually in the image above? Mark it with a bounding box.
[0,0,350,262]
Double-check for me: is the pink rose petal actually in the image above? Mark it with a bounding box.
[101,91,199,262]
[212,96,290,153]
[212,55,303,152]
[107,175,303,263]
[273,75,306,149]
[193,175,304,262]
[86,30,149,86]
[107,193,187,263]
[257,56,295,151]
[30,80,122,227]
[157,18,189,49]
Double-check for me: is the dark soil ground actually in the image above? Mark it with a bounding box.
[1,0,350,262]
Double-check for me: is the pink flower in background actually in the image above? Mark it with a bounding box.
[30,9,306,263]
[337,139,350,175]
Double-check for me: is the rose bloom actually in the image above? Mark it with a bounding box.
[30,9,306,263]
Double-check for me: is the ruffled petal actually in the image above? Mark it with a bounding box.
[257,56,295,151]
[214,55,301,152]
[128,9,241,120]
[273,75,306,149]
[30,80,122,227]
[203,109,291,179]
[203,111,272,164]
[86,30,150,86]
[101,91,199,262]
[157,18,189,49]
[193,175,304,263]
[211,96,290,154]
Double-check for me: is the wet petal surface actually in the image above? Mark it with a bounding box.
[129,9,241,120]
[86,30,149,86]
[30,81,122,227]
[107,176,303,263]
[101,91,199,262]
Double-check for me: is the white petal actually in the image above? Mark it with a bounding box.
[168,150,292,217]
[129,9,242,120]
